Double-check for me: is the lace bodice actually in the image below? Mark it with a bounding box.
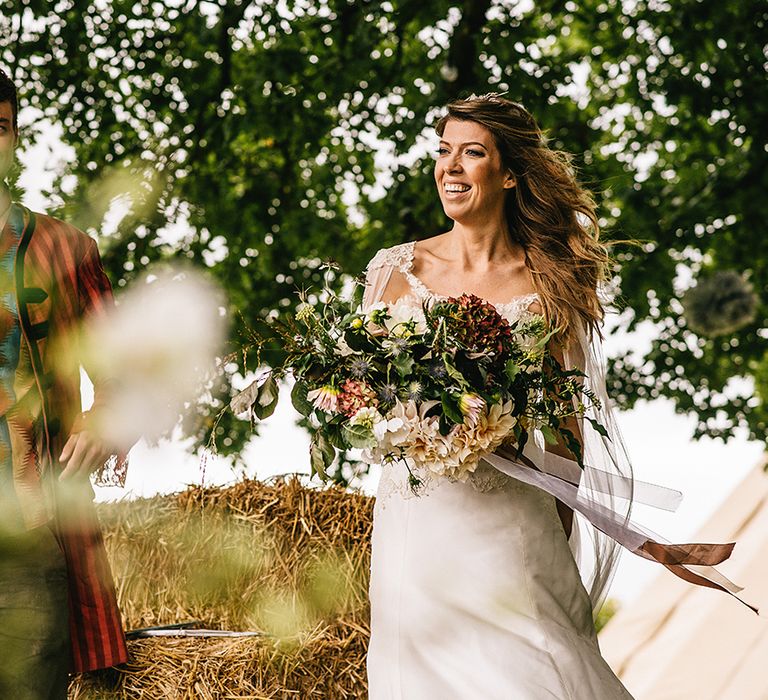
[366,241,541,322]
[366,242,543,502]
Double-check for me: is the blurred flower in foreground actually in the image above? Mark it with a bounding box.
[78,265,227,447]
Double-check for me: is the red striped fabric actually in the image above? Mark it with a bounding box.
[13,206,128,672]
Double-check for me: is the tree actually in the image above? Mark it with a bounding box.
[1,0,765,461]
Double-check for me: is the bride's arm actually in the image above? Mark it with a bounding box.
[545,340,585,539]
[363,266,411,308]
[362,244,416,310]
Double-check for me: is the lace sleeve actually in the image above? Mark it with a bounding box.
[362,244,413,311]
[363,252,392,311]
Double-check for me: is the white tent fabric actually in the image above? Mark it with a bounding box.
[598,460,768,700]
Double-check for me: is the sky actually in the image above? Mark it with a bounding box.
[16,116,765,608]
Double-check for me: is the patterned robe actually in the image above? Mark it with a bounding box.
[4,203,127,672]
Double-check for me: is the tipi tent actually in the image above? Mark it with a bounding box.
[598,461,768,700]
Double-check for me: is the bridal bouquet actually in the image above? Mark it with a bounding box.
[232,272,600,487]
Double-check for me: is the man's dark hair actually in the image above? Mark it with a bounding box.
[0,68,18,131]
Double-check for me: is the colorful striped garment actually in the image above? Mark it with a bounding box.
[2,203,127,672]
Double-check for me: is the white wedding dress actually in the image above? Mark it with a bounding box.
[364,243,633,700]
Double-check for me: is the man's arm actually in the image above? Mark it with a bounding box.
[59,237,128,481]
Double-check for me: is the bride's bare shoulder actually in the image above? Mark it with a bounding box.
[411,233,452,275]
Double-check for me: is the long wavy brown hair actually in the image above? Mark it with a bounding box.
[435,95,609,345]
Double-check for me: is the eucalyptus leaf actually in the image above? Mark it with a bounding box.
[341,423,377,449]
[290,381,313,417]
[252,375,279,420]
[310,433,335,480]
[540,424,559,445]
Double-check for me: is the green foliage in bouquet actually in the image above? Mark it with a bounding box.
[232,268,602,486]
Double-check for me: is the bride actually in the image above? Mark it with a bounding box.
[362,94,636,699]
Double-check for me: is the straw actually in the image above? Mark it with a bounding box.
[69,476,373,698]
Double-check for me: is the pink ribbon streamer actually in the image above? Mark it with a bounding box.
[485,449,758,614]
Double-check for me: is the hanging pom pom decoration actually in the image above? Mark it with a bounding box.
[682,270,758,337]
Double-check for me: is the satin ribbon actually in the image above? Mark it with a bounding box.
[486,448,758,614]
[539,450,683,512]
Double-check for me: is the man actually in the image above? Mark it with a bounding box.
[0,68,129,698]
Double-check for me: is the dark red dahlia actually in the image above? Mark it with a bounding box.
[442,294,513,354]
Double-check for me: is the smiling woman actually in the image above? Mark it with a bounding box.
[435,121,516,225]
[376,96,608,354]
[363,94,641,700]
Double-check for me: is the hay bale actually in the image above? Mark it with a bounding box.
[69,477,374,698]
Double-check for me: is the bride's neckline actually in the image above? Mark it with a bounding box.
[398,241,540,314]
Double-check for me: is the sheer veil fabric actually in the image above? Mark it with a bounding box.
[363,245,754,613]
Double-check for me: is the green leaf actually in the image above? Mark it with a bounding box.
[341,423,377,449]
[533,327,560,352]
[440,391,464,425]
[343,328,368,352]
[290,381,313,417]
[586,416,611,441]
[540,424,559,445]
[560,428,585,467]
[252,376,279,420]
[326,423,348,450]
[310,433,336,480]
[393,353,414,378]
[505,359,520,381]
[441,353,468,388]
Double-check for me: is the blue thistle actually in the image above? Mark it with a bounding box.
[377,383,398,404]
[349,358,372,379]
[386,337,409,356]
[426,361,448,381]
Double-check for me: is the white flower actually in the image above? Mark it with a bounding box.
[385,400,421,446]
[360,399,516,483]
[426,400,517,481]
[336,334,357,357]
[349,406,383,428]
[373,415,405,442]
[384,299,427,337]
